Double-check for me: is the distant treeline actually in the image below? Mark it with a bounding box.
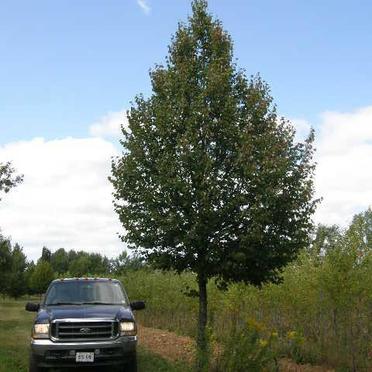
[0,242,144,298]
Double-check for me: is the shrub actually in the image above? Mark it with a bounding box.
[215,318,279,372]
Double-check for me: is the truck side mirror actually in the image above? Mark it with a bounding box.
[130,301,145,311]
[25,302,40,312]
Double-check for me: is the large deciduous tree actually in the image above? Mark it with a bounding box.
[50,248,70,274]
[111,0,318,368]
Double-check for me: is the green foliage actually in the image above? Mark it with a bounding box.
[0,242,141,296]
[50,248,69,274]
[0,237,30,298]
[29,261,54,293]
[40,246,51,263]
[217,319,279,372]
[111,251,144,274]
[49,248,112,277]
[0,237,12,295]
[6,244,28,298]
[309,223,342,257]
[284,330,306,364]
[121,269,199,334]
[88,253,111,274]
[0,161,25,297]
[66,251,111,276]
[68,255,91,277]
[23,262,36,294]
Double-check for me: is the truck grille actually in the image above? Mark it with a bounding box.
[52,320,118,341]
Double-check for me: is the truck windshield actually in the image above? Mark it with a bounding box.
[44,281,128,306]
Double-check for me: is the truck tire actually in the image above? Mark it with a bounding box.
[29,354,43,372]
[123,353,137,372]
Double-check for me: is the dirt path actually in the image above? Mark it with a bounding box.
[138,325,334,372]
[279,359,334,372]
[138,325,195,365]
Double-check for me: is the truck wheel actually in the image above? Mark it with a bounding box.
[122,353,137,372]
[29,354,43,372]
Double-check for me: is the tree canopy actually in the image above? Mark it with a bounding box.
[111,0,317,286]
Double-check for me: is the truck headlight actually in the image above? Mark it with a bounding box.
[120,321,136,336]
[32,323,50,339]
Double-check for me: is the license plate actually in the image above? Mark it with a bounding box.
[76,352,94,363]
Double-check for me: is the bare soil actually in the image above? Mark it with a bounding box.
[138,325,195,365]
[279,359,334,372]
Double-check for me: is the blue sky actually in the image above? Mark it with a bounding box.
[1,0,372,259]
[1,0,372,143]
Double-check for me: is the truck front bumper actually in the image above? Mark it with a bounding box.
[31,336,137,368]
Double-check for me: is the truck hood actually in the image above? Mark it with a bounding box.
[36,305,134,323]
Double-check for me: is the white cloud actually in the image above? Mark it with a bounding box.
[137,0,151,15]
[0,137,124,261]
[89,110,128,138]
[311,106,372,226]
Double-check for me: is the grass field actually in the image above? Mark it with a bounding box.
[0,298,188,372]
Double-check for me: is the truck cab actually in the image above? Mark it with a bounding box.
[25,278,145,371]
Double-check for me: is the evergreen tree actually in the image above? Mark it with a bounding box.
[40,246,51,263]
[7,243,28,298]
[111,1,318,367]
[0,236,12,295]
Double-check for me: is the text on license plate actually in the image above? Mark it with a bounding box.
[76,352,94,362]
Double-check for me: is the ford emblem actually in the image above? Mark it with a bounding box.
[79,327,91,334]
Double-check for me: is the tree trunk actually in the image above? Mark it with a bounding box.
[197,274,208,371]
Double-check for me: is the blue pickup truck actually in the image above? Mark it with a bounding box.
[25,278,145,371]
